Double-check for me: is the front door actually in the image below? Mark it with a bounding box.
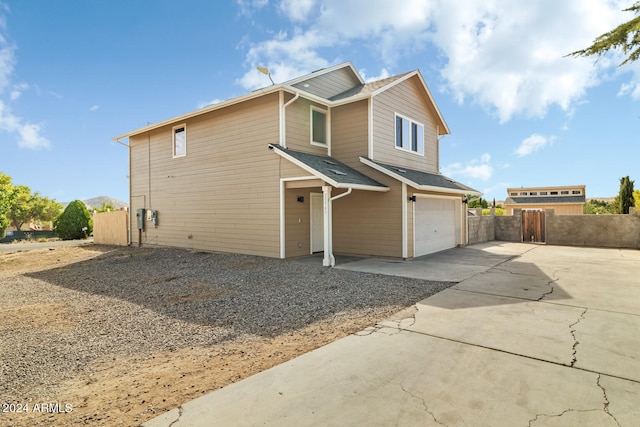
[310,193,324,253]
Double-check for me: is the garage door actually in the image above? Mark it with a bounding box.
[415,198,457,257]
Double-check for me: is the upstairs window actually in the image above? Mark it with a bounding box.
[311,106,328,146]
[173,125,186,157]
[395,114,424,155]
[572,190,582,195]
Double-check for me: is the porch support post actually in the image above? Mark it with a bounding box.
[322,185,332,267]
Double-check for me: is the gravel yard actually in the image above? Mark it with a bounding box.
[0,244,454,426]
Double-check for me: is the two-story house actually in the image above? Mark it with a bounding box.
[114,62,479,265]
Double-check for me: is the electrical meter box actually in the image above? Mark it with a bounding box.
[136,208,146,230]
[150,210,158,227]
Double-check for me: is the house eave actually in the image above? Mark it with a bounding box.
[360,157,480,196]
[271,145,389,192]
[113,84,292,141]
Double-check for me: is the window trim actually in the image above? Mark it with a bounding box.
[394,113,424,156]
[172,124,187,158]
[310,106,328,147]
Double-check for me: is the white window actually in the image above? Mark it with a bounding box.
[173,125,186,157]
[311,106,328,146]
[395,114,424,155]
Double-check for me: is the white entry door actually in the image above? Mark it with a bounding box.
[414,197,457,257]
[310,193,324,253]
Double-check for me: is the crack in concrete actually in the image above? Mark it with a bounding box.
[167,405,184,427]
[536,278,556,301]
[400,384,447,426]
[597,374,622,427]
[569,308,588,367]
[527,408,605,426]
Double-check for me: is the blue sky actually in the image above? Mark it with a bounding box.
[1,0,638,203]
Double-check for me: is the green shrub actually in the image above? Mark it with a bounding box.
[54,200,92,240]
[0,213,8,239]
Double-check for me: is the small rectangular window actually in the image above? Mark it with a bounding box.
[529,192,537,196]
[540,191,548,195]
[520,192,528,196]
[311,107,327,145]
[173,125,186,157]
[561,190,569,195]
[550,191,558,195]
[394,114,424,155]
[572,190,581,195]
[510,192,518,196]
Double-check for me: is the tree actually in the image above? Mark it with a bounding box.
[584,199,615,214]
[615,176,635,214]
[92,201,116,213]
[54,200,93,240]
[468,196,488,209]
[6,185,33,230]
[0,173,11,238]
[568,2,640,66]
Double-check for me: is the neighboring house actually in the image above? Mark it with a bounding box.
[114,62,480,265]
[504,185,586,215]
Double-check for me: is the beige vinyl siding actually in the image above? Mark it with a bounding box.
[129,93,281,257]
[330,100,368,169]
[332,182,403,257]
[292,67,361,99]
[372,76,439,172]
[285,97,329,155]
[505,204,584,215]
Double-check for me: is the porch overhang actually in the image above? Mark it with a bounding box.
[270,145,389,192]
[360,157,481,196]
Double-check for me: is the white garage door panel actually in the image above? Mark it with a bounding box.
[415,198,456,257]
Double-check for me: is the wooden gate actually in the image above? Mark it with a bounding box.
[522,210,545,243]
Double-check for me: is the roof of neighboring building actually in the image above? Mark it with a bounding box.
[360,157,481,196]
[505,196,586,204]
[269,145,389,192]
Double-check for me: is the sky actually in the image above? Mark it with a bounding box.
[0,0,639,204]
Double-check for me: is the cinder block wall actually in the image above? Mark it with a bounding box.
[468,208,496,244]
[545,208,640,249]
[495,208,523,242]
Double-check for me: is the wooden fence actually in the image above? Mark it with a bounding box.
[93,210,129,246]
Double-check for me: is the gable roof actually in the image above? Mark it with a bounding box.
[114,62,449,140]
[269,145,389,192]
[360,157,480,196]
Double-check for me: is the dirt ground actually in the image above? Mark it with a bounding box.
[0,246,423,426]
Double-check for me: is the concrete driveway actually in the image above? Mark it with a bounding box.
[144,243,640,427]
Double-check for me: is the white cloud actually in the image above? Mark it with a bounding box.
[237,0,636,122]
[89,105,99,111]
[236,0,268,16]
[197,98,223,108]
[10,82,28,100]
[279,0,315,21]
[0,6,50,150]
[442,153,493,181]
[0,100,50,150]
[515,133,556,157]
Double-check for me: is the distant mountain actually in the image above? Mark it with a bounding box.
[83,196,128,211]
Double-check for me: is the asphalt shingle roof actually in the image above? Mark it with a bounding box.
[270,145,388,190]
[506,196,586,204]
[361,158,480,194]
[329,72,413,101]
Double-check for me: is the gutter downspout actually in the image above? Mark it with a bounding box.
[323,187,353,267]
[280,92,299,148]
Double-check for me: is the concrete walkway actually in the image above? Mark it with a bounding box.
[143,243,640,427]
